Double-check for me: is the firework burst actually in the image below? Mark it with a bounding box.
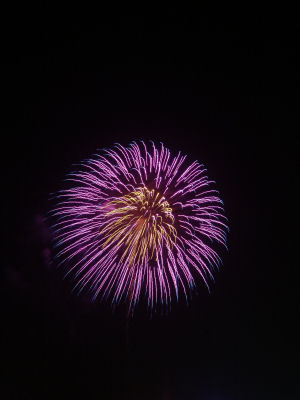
[51,141,228,313]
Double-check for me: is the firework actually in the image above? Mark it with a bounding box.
[51,141,228,312]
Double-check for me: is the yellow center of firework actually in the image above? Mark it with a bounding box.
[102,187,177,266]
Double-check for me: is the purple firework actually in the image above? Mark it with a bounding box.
[52,141,228,312]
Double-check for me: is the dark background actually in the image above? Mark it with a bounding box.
[2,4,299,399]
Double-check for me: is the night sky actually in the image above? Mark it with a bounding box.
[2,5,299,399]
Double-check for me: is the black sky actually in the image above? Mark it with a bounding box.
[2,4,299,400]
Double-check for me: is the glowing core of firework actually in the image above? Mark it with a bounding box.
[101,187,177,266]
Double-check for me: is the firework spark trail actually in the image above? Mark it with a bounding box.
[51,141,228,313]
